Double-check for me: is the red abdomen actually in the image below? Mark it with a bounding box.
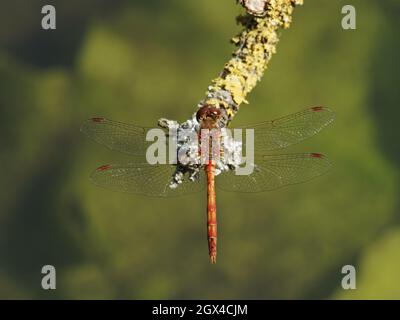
[206,162,217,263]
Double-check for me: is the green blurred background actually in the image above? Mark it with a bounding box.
[0,0,399,299]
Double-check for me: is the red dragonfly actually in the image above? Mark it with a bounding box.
[81,106,334,263]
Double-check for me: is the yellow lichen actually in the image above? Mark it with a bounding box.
[200,0,303,125]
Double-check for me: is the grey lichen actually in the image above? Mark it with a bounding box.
[158,116,243,187]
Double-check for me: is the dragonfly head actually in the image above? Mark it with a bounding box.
[196,105,224,129]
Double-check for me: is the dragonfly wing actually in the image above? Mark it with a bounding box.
[241,107,335,152]
[90,163,205,197]
[216,153,331,192]
[80,117,167,156]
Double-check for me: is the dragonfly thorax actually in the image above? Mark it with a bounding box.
[196,105,227,129]
[168,119,243,189]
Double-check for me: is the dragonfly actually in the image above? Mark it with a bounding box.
[81,106,335,263]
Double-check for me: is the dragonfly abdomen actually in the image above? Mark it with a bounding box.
[206,162,217,264]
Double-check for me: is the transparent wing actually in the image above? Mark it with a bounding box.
[90,163,205,197]
[217,153,331,192]
[241,107,335,152]
[80,117,167,156]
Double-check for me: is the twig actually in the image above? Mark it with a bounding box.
[198,0,304,127]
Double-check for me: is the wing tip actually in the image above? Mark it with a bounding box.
[96,164,113,171]
[311,105,335,115]
[309,152,324,158]
[90,164,112,177]
[80,117,106,133]
[90,117,106,123]
[89,164,113,186]
[310,106,334,114]
[311,106,325,112]
[309,153,333,169]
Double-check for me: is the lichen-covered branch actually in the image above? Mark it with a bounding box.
[158,0,303,131]
[155,0,304,190]
[198,0,304,127]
